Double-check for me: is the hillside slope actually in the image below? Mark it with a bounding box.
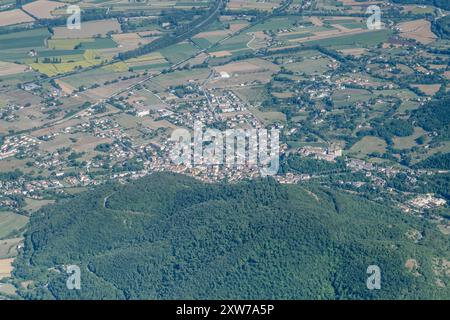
[14,173,450,299]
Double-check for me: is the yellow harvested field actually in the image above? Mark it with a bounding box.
[0,258,14,280]
[52,19,121,39]
[428,64,447,70]
[112,33,157,50]
[339,48,367,57]
[229,22,249,33]
[228,0,279,11]
[126,52,167,67]
[28,50,106,76]
[332,24,351,32]
[210,50,233,58]
[340,0,383,5]
[55,79,76,95]
[0,283,16,295]
[0,61,28,77]
[401,5,435,14]
[213,58,278,75]
[405,258,420,276]
[309,17,323,27]
[137,30,163,37]
[0,9,34,27]
[324,16,361,21]
[286,27,372,44]
[23,0,66,19]
[102,61,129,72]
[397,19,437,44]
[194,30,230,38]
[411,84,441,96]
[112,33,142,42]
[278,30,310,38]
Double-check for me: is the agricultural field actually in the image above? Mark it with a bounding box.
[0,9,34,27]
[0,258,14,280]
[349,136,388,158]
[0,28,50,52]
[250,108,286,125]
[0,238,22,259]
[27,50,109,76]
[0,212,28,239]
[159,41,200,64]
[0,283,16,296]
[397,19,437,44]
[227,0,282,11]
[23,198,55,213]
[125,52,169,69]
[22,0,66,19]
[393,127,428,150]
[112,32,159,50]
[52,20,122,39]
[283,56,333,74]
[0,61,29,76]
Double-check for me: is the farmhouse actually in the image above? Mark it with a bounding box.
[22,83,41,91]
[136,106,151,117]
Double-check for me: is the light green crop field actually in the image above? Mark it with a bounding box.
[0,28,50,50]
[284,57,332,74]
[303,29,393,48]
[159,42,200,64]
[349,136,388,158]
[393,127,427,150]
[23,198,56,214]
[0,237,22,259]
[0,212,29,239]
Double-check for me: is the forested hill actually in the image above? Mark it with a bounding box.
[433,15,450,40]
[14,173,449,299]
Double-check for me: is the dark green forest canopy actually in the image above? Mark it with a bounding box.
[412,93,450,138]
[414,152,450,170]
[14,173,450,299]
[433,15,450,39]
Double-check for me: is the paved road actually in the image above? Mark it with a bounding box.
[6,0,293,138]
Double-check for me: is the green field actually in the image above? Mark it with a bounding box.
[0,28,50,50]
[48,38,117,50]
[159,42,199,64]
[284,57,332,74]
[23,198,55,213]
[27,50,108,76]
[302,29,393,48]
[332,88,373,107]
[209,33,252,52]
[61,67,133,88]
[0,237,22,259]
[349,136,387,158]
[0,212,28,239]
[393,127,427,150]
